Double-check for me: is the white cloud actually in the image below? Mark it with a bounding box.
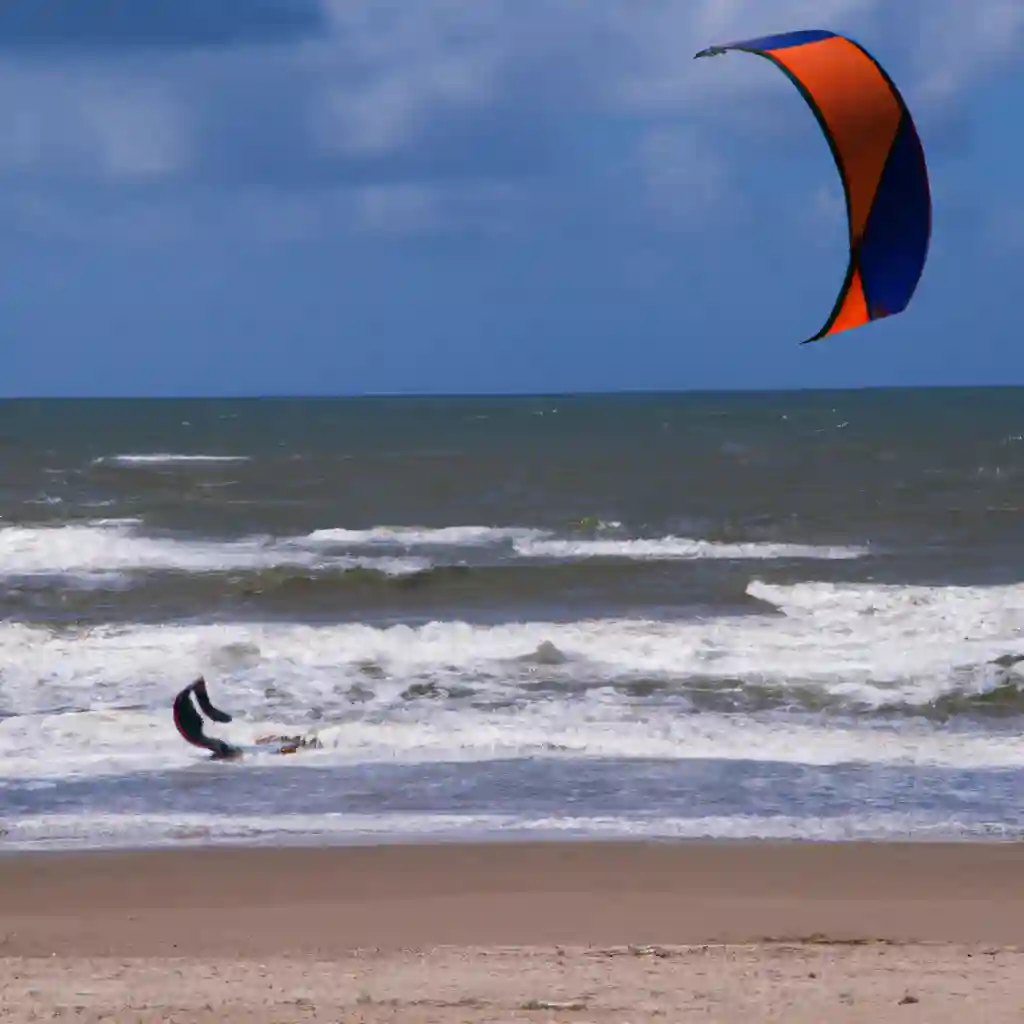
[349,180,524,235]
[910,0,1024,103]
[303,0,1023,141]
[636,127,729,228]
[0,65,188,181]
[311,51,498,158]
[598,0,881,116]
[76,84,187,179]
[351,183,440,232]
[0,0,1017,237]
[310,0,509,156]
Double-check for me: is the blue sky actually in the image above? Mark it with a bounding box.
[0,0,1021,397]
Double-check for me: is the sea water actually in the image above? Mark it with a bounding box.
[2,389,1024,849]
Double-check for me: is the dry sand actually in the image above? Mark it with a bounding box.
[2,840,1024,1021]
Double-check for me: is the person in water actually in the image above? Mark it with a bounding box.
[172,677,243,759]
[172,677,324,758]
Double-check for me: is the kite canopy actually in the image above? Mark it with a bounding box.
[695,29,931,343]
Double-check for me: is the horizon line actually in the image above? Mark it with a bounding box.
[0,382,1020,401]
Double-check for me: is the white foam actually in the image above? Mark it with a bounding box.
[306,525,546,547]
[746,579,1024,705]
[0,523,427,578]
[5,696,1024,782]
[513,536,869,560]
[0,810,1011,852]
[750,579,1024,629]
[0,520,871,581]
[1,579,1020,712]
[94,453,250,465]
[3,576,1024,780]
[308,526,868,560]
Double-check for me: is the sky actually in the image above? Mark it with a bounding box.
[0,0,1021,397]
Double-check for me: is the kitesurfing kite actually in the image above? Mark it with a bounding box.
[695,29,931,343]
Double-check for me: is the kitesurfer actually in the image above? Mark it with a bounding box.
[172,677,324,758]
[172,676,242,760]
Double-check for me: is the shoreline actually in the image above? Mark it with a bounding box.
[0,828,1019,857]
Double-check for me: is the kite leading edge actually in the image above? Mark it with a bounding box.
[695,29,931,344]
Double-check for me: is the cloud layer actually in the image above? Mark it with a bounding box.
[0,1,325,50]
[0,0,1018,237]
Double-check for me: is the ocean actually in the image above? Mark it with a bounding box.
[2,388,1024,850]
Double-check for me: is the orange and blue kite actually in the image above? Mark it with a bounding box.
[696,29,931,344]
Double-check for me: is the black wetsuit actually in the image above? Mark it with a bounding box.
[172,678,240,759]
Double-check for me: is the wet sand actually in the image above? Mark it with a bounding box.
[2,840,1024,1021]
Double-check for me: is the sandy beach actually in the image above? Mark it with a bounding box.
[2,839,1024,1021]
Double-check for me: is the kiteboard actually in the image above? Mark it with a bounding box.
[218,734,323,760]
